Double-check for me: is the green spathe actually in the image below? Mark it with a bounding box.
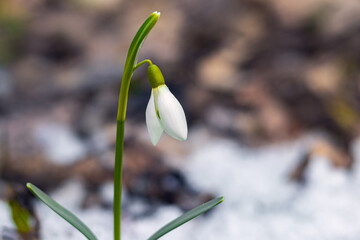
[147,64,165,88]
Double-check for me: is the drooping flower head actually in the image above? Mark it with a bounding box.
[145,64,188,145]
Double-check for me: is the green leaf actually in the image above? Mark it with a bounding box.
[9,200,32,233]
[26,183,97,240]
[148,196,224,240]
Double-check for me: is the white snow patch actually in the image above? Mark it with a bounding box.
[180,135,360,240]
[0,200,14,229]
[34,123,87,165]
[22,134,360,240]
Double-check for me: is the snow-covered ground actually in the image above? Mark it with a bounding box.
[2,133,360,240]
[0,201,15,235]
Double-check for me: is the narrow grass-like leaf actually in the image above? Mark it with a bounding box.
[27,183,97,240]
[148,196,224,240]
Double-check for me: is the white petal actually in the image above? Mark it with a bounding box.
[146,90,164,145]
[157,85,188,141]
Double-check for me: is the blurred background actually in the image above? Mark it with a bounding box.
[1,0,360,239]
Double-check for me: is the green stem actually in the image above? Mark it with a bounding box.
[134,59,153,71]
[114,12,160,240]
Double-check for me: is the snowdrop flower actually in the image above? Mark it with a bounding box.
[146,64,188,145]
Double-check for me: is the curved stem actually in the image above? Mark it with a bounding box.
[114,12,160,240]
[134,59,152,71]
